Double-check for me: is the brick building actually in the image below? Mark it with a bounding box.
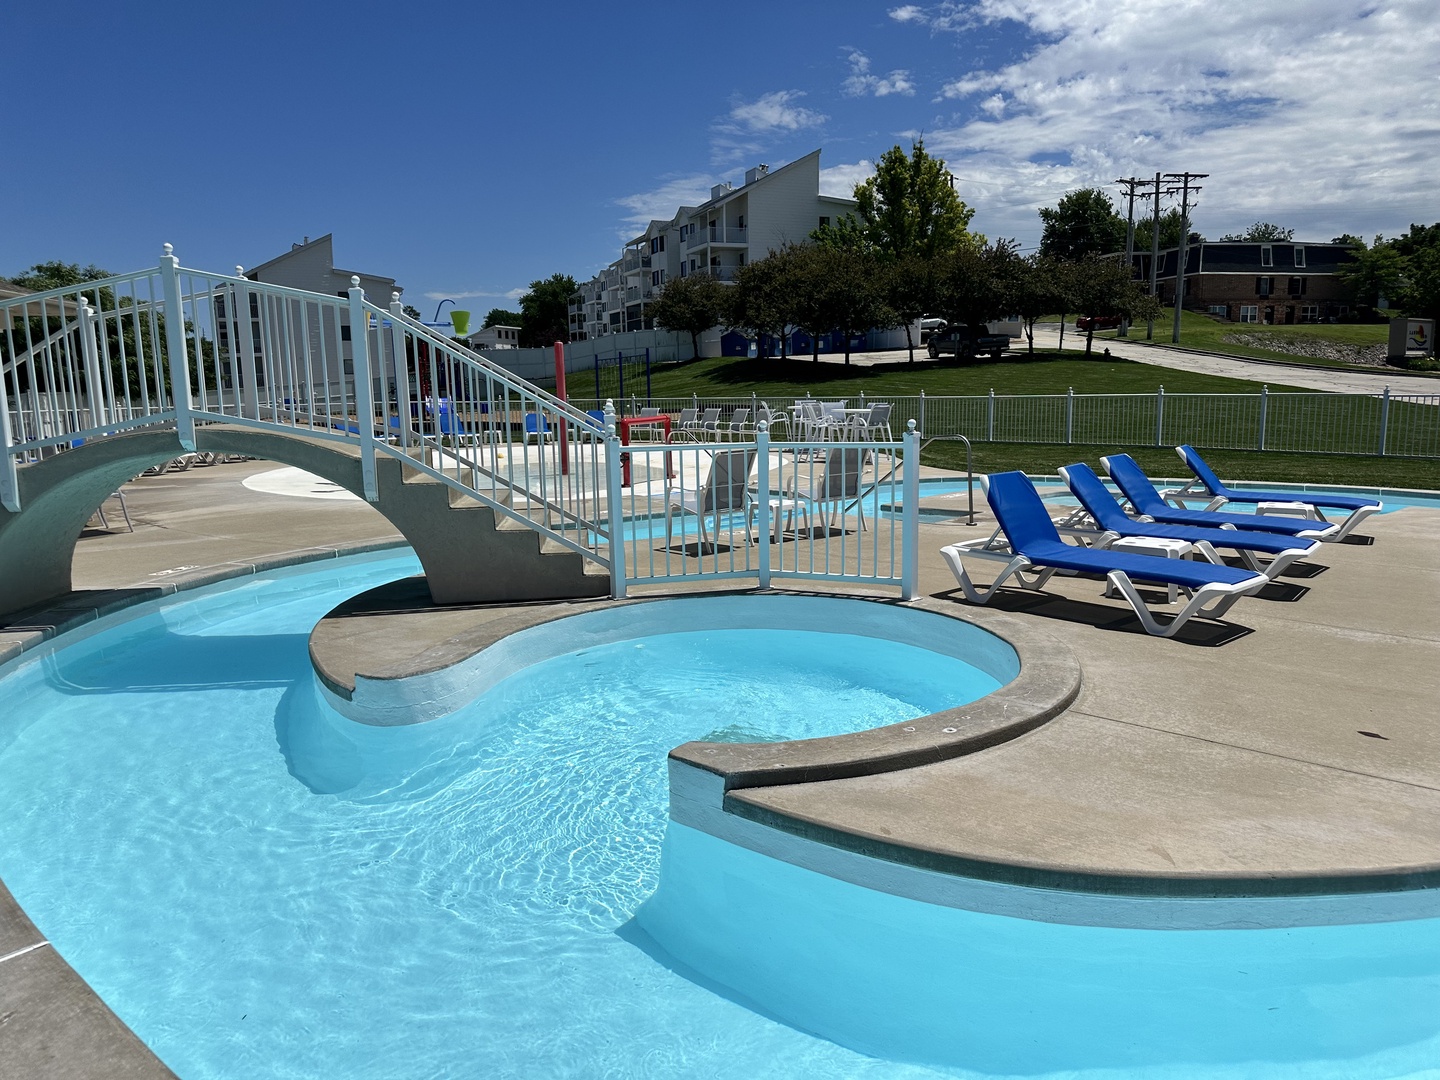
[1138,241,1357,325]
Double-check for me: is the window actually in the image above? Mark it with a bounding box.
[340,324,352,341]
[1294,246,1306,267]
[1208,305,1228,317]
[1288,277,1307,296]
[1256,276,1273,297]
[1260,246,1273,267]
[651,235,665,254]
[1299,304,1319,322]
[1239,305,1258,323]
[819,216,830,229]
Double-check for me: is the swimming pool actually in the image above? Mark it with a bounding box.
[0,555,1033,1079]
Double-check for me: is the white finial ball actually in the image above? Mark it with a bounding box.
[391,291,400,303]
[236,265,245,276]
[163,243,174,256]
[351,275,361,287]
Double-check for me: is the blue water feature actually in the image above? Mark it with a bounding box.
[0,554,1021,1080]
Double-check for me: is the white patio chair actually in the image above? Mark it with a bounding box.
[665,447,758,553]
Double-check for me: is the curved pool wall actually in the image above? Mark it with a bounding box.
[636,824,1440,1076]
[320,592,1024,728]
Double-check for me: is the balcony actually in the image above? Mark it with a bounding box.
[687,226,748,249]
[693,265,739,282]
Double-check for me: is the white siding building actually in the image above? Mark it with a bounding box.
[569,150,855,343]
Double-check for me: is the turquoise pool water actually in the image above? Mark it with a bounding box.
[0,556,1017,1079]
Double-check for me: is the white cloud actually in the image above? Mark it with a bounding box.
[887,5,927,24]
[841,48,917,98]
[422,287,525,303]
[821,160,876,199]
[711,90,828,164]
[727,90,827,134]
[615,175,716,235]
[897,0,1440,246]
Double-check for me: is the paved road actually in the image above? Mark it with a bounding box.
[1026,324,1440,396]
[810,328,1440,396]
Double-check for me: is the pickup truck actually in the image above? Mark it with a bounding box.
[927,325,1009,360]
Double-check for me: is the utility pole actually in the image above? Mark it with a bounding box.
[1146,172,1164,341]
[1115,177,1146,338]
[1164,172,1207,343]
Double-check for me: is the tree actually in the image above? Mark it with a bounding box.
[481,307,520,328]
[11,260,111,292]
[1135,208,1199,251]
[934,241,1015,355]
[1390,222,1440,258]
[516,273,577,347]
[1038,188,1127,260]
[1337,236,1406,311]
[402,304,422,320]
[1220,222,1294,242]
[1069,256,1161,357]
[881,253,943,361]
[812,246,892,366]
[728,254,794,359]
[1008,255,1071,356]
[851,140,977,259]
[648,273,727,360]
[1396,244,1440,325]
[1331,234,1365,248]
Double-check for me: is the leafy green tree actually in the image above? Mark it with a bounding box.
[811,246,892,366]
[517,274,578,347]
[809,213,870,252]
[934,242,1015,355]
[1038,188,1127,260]
[648,273,728,360]
[1331,234,1365,248]
[1396,244,1440,324]
[11,260,111,292]
[1391,222,1440,258]
[1220,222,1294,242]
[728,254,794,359]
[481,307,520,328]
[1338,237,1406,311]
[402,304,422,320]
[1135,209,1199,251]
[1007,254,1071,356]
[881,253,943,362]
[851,140,977,259]
[1069,256,1160,357]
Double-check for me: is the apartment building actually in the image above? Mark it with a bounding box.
[569,150,856,341]
[218,234,406,400]
[1141,241,1357,325]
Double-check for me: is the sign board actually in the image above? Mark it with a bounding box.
[1388,317,1435,359]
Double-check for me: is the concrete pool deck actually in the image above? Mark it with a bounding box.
[1,458,1438,1076]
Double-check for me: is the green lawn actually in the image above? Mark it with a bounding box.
[924,442,1440,491]
[639,350,1313,398]
[600,351,1438,489]
[1075,308,1414,372]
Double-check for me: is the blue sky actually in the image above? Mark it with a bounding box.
[4,1,1437,312]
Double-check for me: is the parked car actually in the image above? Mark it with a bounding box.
[1075,314,1123,331]
[927,326,1009,360]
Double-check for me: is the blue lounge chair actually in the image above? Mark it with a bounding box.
[940,472,1269,638]
[1166,445,1382,541]
[1102,454,1339,541]
[1057,462,1319,581]
[523,412,552,445]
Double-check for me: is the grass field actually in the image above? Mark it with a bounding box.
[1073,308,1419,373]
[609,351,1439,489]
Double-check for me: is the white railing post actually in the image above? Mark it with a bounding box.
[756,422,771,589]
[1258,385,1269,450]
[1065,386,1074,445]
[605,418,626,598]
[1377,386,1391,457]
[347,277,379,501]
[388,294,412,448]
[160,243,196,449]
[77,296,108,430]
[901,421,921,600]
[1155,385,1165,447]
[986,389,995,442]
[234,267,261,421]
[0,363,17,511]
[918,389,926,435]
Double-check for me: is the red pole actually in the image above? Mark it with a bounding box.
[554,340,569,475]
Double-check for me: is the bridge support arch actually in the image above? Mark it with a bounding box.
[0,426,605,619]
